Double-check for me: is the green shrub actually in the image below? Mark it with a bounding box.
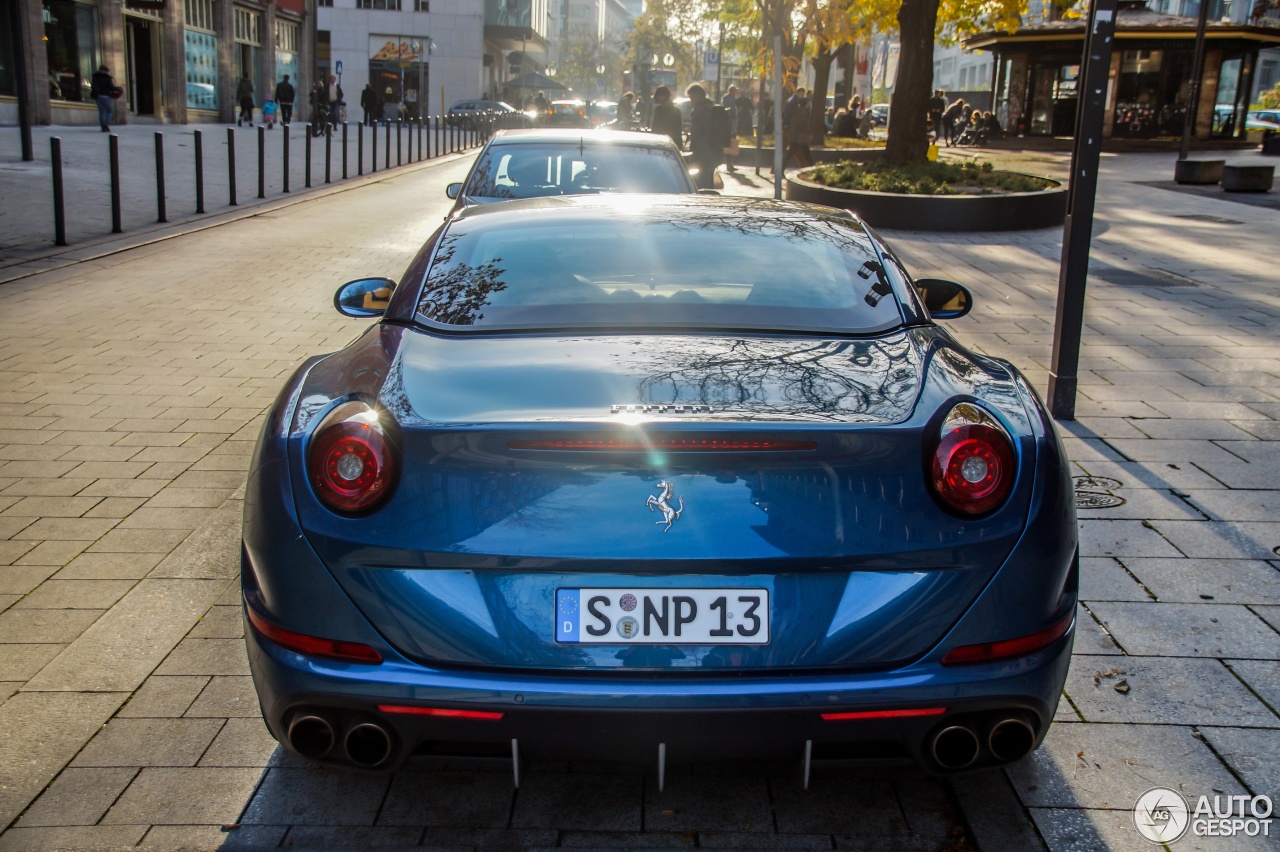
[805,160,1054,195]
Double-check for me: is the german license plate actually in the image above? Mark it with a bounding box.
[555,588,769,645]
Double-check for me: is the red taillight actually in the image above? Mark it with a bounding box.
[941,611,1074,666]
[246,606,383,663]
[308,401,397,514]
[821,707,947,721]
[930,403,1015,515]
[377,705,504,720]
[509,437,817,452]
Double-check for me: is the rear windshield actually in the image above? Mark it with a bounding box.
[462,143,690,200]
[414,207,903,334]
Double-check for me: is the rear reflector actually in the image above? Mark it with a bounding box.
[378,705,504,720]
[246,606,383,664]
[941,612,1074,666]
[821,707,947,721]
[509,438,817,452]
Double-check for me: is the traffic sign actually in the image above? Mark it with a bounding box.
[704,51,719,64]
[335,60,343,75]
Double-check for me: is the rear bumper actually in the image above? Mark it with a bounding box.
[245,604,1073,772]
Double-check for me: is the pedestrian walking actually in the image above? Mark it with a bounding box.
[617,92,636,126]
[649,85,682,148]
[757,91,774,138]
[262,97,278,129]
[361,84,378,126]
[928,89,946,144]
[735,90,754,138]
[685,84,721,190]
[237,72,255,126]
[309,80,326,135]
[274,75,295,125]
[90,64,115,132]
[327,75,344,127]
[941,97,965,146]
[784,90,813,168]
[721,85,740,173]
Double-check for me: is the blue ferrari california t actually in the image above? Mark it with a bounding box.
[242,195,1077,781]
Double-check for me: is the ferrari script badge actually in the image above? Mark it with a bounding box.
[646,480,684,532]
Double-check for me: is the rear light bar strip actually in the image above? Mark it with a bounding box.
[821,707,947,721]
[941,611,1074,666]
[246,606,383,664]
[509,438,817,452]
[378,704,504,720]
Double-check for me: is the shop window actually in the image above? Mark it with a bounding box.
[415,0,429,9]
[184,0,217,111]
[184,0,215,32]
[359,0,402,8]
[1114,48,1192,138]
[43,0,101,103]
[0,1,16,97]
[275,20,299,86]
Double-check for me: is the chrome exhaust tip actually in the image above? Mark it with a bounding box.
[345,721,393,768]
[931,725,980,770]
[988,717,1036,763]
[287,713,336,759]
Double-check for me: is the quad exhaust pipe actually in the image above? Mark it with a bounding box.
[988,716,1035,763]
[287,713,336,759]
[345,721,394,768]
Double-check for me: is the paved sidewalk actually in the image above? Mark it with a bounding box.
[0,120,477,269]
[0,146,1276,850]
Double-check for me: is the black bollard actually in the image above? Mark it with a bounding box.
[110,134,122,232]
[417,118,423,161]
[357,123,364,176]
[257,125,265,199]
[227,127,237,206]
[324,124,332,184]
[384,119,390,169]
[397,118,402,166]
[342,122,348,179]
[371,121,378,173]
[51,137,67,246]
[194,130,205,213]
[304,124,312,188]
[155,132,167,223]
[283,124,290,193]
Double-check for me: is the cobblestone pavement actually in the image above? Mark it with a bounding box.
[0,149,1277,850]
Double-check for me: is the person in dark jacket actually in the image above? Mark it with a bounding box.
[90,65,114,132]
[236,73,254,126]
[941,98,965,146]
[361,84,378,126]
[735,90,753,137]
[274,75,295,125]
[685,84,720,189]
[649,85,682,148]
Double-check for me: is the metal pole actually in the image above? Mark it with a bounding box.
[194,130,205,213]
[51,137,67,245]
[372,121,378,172]
[283,123,290,192]
[227,127,237,206]
[417,117,423,161]
[1179,0,1211,161]
[358,122,364,175]
[385,118,391,166]
[304,124,312,187]
[435,114,441,157]
[9,0,33,161]
[397,118,403,165]
[109,134,122,232]
[773,35,783,200]
[155,132,167,222]
[324,124,332,184]
[715,21,725,101]
[1048,0,1118,421]
[342,121,349,178]
[257,125,266,199]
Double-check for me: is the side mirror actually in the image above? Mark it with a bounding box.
[915,278,973,320]
[334,277,396,318]
[446,182,462,199]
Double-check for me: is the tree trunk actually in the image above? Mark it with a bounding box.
[885,0,939,165]
[809,51,836,147]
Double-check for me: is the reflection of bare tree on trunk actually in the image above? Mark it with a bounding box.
[634,332,924,422]
[418,234,508,325]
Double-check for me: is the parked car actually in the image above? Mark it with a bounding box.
[444,129,696,216]
[1246,109,1280,132]
[448,99,523,128]
[870,103,890,127]
[243,194,1078,777]
[587,100,618,126]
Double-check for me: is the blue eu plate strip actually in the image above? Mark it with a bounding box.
[556,588,580,643]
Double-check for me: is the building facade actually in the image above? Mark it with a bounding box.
[1,0,312,126]
[316,0,484,122]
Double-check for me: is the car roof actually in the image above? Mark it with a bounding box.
[451,193,861,228]
[485,128,682,150]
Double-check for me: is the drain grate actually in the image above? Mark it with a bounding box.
[1171,214,1245,225]
[1073,476,1126,510]
[1093,269,1198,288]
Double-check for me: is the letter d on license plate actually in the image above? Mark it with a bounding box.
[555,588,769,645]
